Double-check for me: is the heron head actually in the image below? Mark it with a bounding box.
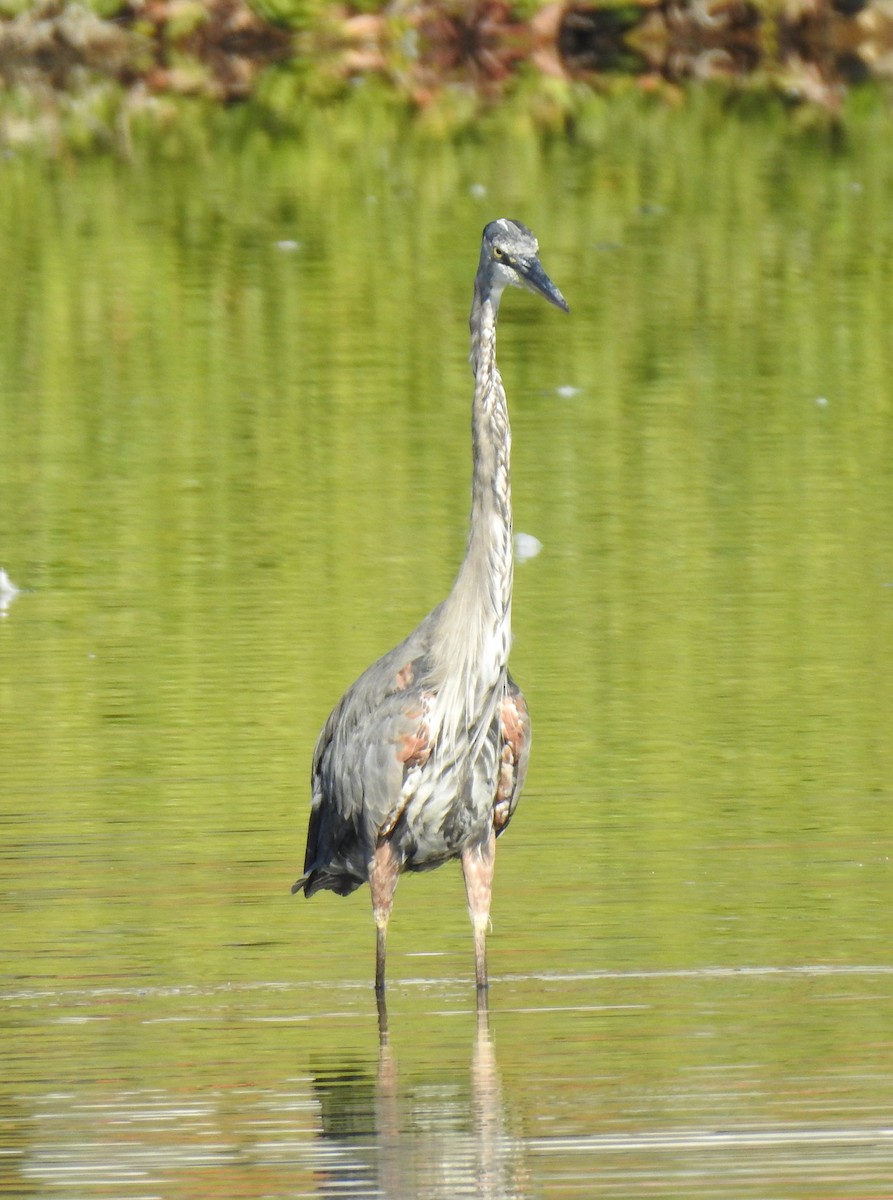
[478,218,569,313]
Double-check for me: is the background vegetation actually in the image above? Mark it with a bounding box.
[1,0,893,155]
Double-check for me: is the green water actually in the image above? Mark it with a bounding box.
[2,95,892,1197]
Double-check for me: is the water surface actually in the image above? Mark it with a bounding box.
[1,100,892,1197]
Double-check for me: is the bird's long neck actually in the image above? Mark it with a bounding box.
[430,286,513,718]
[463,288,513,630]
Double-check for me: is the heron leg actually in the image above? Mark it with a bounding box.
[370,841,399,996]
[461,830,496,995]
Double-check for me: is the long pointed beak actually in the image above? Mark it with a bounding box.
[521,256,569,312]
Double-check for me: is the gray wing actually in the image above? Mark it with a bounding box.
[292,621,437,897]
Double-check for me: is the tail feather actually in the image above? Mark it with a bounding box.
[291,864,365,897]
[293,791,368,897]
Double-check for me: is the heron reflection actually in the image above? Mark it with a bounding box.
[311,1006,526,1199]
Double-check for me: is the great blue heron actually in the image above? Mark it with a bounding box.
[292,219,568,996]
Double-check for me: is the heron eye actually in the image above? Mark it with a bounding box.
[493,246,504,259]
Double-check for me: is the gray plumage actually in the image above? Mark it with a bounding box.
[292,219,568,996]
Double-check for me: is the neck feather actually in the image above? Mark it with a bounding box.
[430,286,513,717]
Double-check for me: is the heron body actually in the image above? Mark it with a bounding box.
[292,219,568,995]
